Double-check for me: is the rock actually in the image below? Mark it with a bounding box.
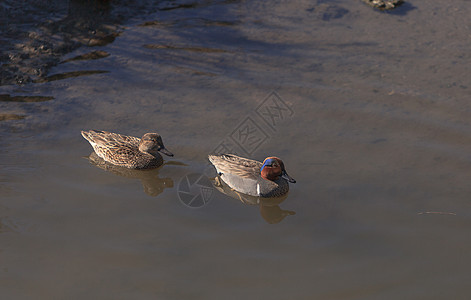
[362,0,404,10]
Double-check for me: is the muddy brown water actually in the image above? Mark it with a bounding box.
[1,1,471,299]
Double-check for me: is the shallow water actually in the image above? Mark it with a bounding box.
[1,0,471,299]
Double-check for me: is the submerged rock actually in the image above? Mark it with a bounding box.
[0,0,118,86]
[307,4,349,21]
[0,0,171,86]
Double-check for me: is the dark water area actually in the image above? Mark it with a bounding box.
[1,0,471,299]
[0,0,199,85]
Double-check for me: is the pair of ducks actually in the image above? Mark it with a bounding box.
[82,130,296,197]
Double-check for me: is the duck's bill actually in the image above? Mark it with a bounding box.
[159,147,174,157]
[282,170,296,183]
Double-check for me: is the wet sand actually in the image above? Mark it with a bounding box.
[1,0,471,299]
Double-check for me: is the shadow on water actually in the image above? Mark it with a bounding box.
[306,3,349,21]
[1,0,294,85]
[156,0,241,12]
[383,2,417,15]
[158,2,199,11]
[0,114,25,122]
[0,94,54,102]
[60,50,110,63]
[85,152,174,197]
[143,44,230,53]
[0,0,244,86]
[139,18,241,28]
[34,70,109,83]
[1,0,121,85]
[135,18,295,78]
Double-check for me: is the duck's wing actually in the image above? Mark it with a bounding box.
[97,143,141,166]
[208,154,262,180]
[81,130,140,147]
[105,131,140,146]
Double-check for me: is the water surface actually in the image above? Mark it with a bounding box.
[1,0,471,299]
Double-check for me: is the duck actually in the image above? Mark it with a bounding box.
[208,154,296,198]
[81,130,173,169]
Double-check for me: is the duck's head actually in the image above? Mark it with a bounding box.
[139,133,173,157]
[260,157,296,183]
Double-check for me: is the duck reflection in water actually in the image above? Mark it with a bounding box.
[86,152,174,197]
[210,175,295,224]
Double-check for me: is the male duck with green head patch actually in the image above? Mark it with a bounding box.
[208,154,296,198]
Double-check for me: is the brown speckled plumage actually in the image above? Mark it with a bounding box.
[81,130,173,169]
